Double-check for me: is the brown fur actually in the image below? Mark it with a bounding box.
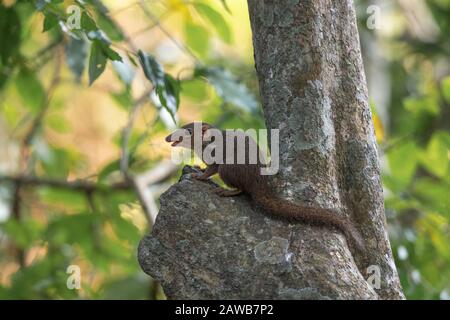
[166,122,365,251]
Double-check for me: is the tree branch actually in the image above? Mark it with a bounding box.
[0,175,132,193]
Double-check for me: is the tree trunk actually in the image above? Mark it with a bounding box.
[138,0,405,300]
[247,0,403,299]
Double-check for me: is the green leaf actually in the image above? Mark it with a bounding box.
[5,257,80,299]
[43,12,59,32]
[87,33,122,63]
[219,0,231,13]
[403,96,439,116]
[81,11,98,32]
[65,37,87,81]
[87,0,124,41]
[161,74,180,115]
[46,114,71,133]
[127,52,138,67]
[0,6,21,89]
[40,150,71,177]
[38,187,86,212]
[441,76,450,104]
[108,211,141,244]
[387,140,419,189]
[111,87,132,109]
[1,219,43,249]
[418,213,450,259]
[181,78,209,102]
[0,6,21,65]
[138,50,179,121]
[419,132,450,178]
[45,212,101,247]
[98,159,121,182]
[88,40,107,85]
[16,68,46,113]
[193,2,232,43]
[1,101,21,127]
[37,146,84,178]
[102,275,149,300]
[97,14,124,41]
[194,66,258,112]
[99,42,122,61]
[137,50,165,87]
[414,178,450,217]
[184,21,209,58]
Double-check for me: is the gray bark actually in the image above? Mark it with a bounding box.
[138,0,404,299]
[139,166,378,299]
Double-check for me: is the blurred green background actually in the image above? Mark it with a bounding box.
[0,0,449,299]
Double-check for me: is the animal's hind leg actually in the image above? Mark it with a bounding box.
[213,187,242,197]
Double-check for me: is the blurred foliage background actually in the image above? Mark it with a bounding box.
[0,0,448,299]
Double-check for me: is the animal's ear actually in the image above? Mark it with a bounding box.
[201,123,210,133]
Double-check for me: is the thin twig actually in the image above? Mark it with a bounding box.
[30,36,64,70]
[133,161,178,224]
[380,133,415,153]
[128,11,170,38]
[120,89,153,177]
[11,182,25,267]
[85,191,102,252]
[22,48,63,150]
[94,0,181,227]
[93,0,139,54]
[109,0,164,17]
[138,0,200,63]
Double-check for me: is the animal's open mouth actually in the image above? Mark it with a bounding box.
[171,137,183,147]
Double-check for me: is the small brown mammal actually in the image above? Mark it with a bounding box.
[165,122,365,251]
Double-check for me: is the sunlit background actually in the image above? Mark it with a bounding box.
[0,0,449,299]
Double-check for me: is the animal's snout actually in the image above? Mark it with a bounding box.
[165,133,183,147]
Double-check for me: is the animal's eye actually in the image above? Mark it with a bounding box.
[186,128,192,135]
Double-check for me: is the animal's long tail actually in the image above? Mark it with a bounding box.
[252,194,365,251]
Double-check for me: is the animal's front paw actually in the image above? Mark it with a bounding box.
[213,187,242,197]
